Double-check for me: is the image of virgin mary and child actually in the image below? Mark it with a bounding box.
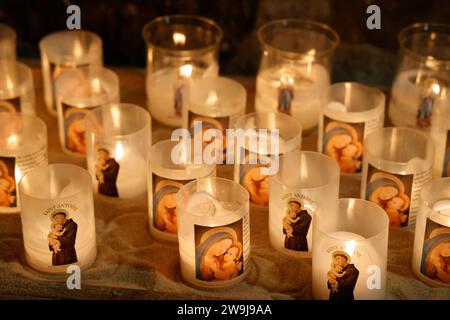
[283,199,312,252]
[189,116,227,163]
[366,172,410,227]
[47,210,78,266]
[323,121,363,173]
[421,226,450,284]
[195,226,243,282]
[153,179,184,234]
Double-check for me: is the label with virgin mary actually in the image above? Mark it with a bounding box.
[194,219,246,282]
[151,174,192,235]
[420,217,450,285]
[0,156,17,209]
[441,130,450,177]
[365,165,414,227]
[62,103,97,154]
[322,117,364,174]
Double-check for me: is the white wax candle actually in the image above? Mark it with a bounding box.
[255,63,329,132]
[147,64,219,127]
[178,191,250,288]
[312,231,385,300]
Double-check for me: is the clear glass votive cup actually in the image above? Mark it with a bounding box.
[142,15,222,127]
[319,82,385,174]
[148,139,216,242]
[233,112,302,207]
[269,150,340,256]
[176,177,250,289]
[40,30,103,115]
[412,178,450,288]
[361,127,434,227]
[312,198,389,300]
[0,61,35,115]
[19,164,97,273]
[255,19,339,133]
[0,113,47,213]
[55,67,120,156]
[389,22,450,130]
[85,103,151,199]
[0,23,16,60]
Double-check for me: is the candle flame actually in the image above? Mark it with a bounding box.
[280,69,294,86]
[114,142,124,160]
[111,105,121,129]
[14,166,22,184]
[5,75,14,90]
[73,39,83,58]
[179,64,193,78]
[432,83,441,95]
[7,134,18,148]
[173,32,186,46]
[206,91,219,105]
[344,240,356,257]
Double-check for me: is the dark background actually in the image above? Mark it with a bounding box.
[1,0,449,86]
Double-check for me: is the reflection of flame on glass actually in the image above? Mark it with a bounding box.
[14,166,21,184]
[206,91,218,105]
[91,78,101,94]
[173,32,186,46]
[114,141,124,160]
[7,134,18,148]
[73,39,83,58]
[344,240,356,257]
[179,64,193,79]
[280,69,294,86]
[5,74,14,91]
[111,105,121,130]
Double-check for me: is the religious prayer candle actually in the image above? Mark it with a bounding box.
[0,23,16,61]
[0,61,35,115]
[183,76,246,178]
[269,151,340,256]
[39,30,103,115]
[318,82,385,174]
[312,199,389,300]
[361,127,434,228]
[0,113,47,213]
[148,139,216,242]
[85,103,151,199]
[176,177,250,288]
[430,106,450,178]
[388,22,450,130]
[142,15,222,127]
[19,164,96,273]
[255,19,339,133]
[412,178,450,287]
[55,67,119,156]
[234,112,302,207]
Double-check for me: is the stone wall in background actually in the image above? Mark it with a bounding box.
[1,0,449,86]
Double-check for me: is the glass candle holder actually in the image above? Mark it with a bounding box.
[0,113,47,213]
[0,61,35,114]
[389,22,450,130]
[142,15,222,127]
[176,177,250,288]
[361,127,434,228]
[85,103,151,199]
[412,178,450,287]
[430,106,450,178]
[234,112,302,207]
[40,30,103,115]
[269,151,340,256]
[55,67,120,156]
[255,19,339,133]
[319,82,385,174]
[183,76,246,177]
[0,23,16,61]
[19,164,96,273]
[312,198,389,300]
[148,139,216,242]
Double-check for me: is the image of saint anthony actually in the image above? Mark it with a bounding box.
[283,199,312,252]
[196,226,244,281]
[278,85,294,114]
[47,211,78,266]
[96,147,120,197]
[327,251,359,300]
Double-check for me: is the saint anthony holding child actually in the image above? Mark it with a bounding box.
[283,199,312,252]
[327,251,359,300]
[96,147,120,197]
[47,211,78,266]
